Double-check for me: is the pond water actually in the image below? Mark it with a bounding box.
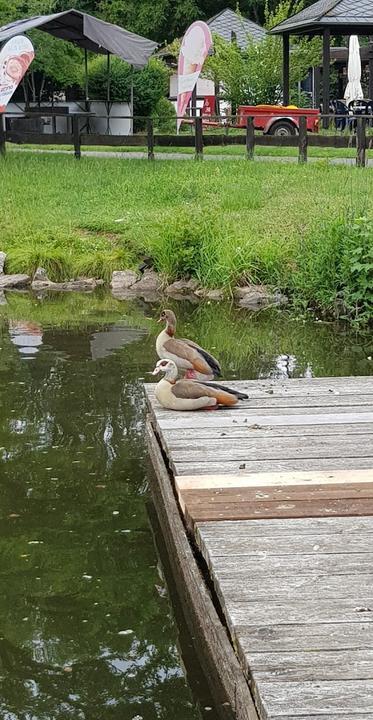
[0,291,372,720]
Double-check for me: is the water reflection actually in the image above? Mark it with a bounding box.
[0,292,372,720]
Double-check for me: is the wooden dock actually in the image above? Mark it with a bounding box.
[146,375,373,720]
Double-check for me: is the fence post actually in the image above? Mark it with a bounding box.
[0,115,6,157]
[195,116,203,160]
[72,115,81,159]
[147,117,155,160]
[356,116,366,167]
[246,116,255,160]
[298,115,308,164]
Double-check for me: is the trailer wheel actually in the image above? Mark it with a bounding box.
[268,120,297,137]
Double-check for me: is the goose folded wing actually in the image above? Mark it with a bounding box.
[179,338,221,376]
[162,338,213,375]
[171,380,218,399]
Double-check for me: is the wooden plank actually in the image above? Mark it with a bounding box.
[164,422,373,441]
[185,497,373,523]
[224,598,373,626]
[170,436,373,462]
[154,410,373,432]
[196,530,373,558]
[238,622,373,653]
[248,649,373,682]
[198,516,373,537]
[178,468,373,491]
[211,552,373,578]
[256,679,373,717]
[214,574,373,602]
[175,456,373,476]
[145,418,259,720]
[182,482,373,506]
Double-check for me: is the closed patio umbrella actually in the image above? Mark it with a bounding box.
[344,35,363,104]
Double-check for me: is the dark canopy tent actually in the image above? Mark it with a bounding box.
[0,9,157,67]
[0,9,157,130]
[270,0,373,124]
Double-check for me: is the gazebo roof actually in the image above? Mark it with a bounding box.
[271,0,373,35]
[207,7,266,48]
[0,9,157,67]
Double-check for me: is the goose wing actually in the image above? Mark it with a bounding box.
[171,380,237,406]
[179,338,221,376]
[162,338,213,376]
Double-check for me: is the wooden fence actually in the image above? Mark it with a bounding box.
[1,112,372,166]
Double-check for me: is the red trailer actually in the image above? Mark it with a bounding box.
[236,104,320,136]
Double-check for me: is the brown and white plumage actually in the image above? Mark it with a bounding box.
[151,359,248,411]
[156,309,221,381]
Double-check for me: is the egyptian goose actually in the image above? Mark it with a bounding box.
[151,359,248,411]
[156,309,221,380]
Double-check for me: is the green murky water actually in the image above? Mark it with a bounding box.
[0,291,372,720]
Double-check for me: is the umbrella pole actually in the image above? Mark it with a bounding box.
[106,51,111,134]
[84,48,89,111]
[369,38,373,100]
[130,65,134,135]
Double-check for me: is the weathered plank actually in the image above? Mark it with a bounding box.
[248,649,373,682]
[164,422,373,441]
[225,598,373,626]
[196,530,373,558]
[238,622,373,653]
[155,393,373,411]
[175,456,373,475]
[156,410,373,432]
[211,551,373,578]
[169,436,373,463]
[256,679,373,717]
[214,574,373,602]
[198,516,373,537]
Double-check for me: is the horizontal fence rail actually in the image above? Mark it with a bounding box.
[1,112,373,166]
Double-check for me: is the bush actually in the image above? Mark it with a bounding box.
[152,97,176,133]
[292,216,373,325]
[87,56,170,120]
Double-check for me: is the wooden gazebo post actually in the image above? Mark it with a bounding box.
[322,28,330,128]
[283,33,290,105]
[369,38,373,99]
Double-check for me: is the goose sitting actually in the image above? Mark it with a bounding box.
[151,359,248,411]
[156,309,221,381]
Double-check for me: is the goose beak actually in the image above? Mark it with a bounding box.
[157,316,163,323]
[150,367,161,376]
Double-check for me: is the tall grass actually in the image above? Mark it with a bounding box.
[1,153,372,322]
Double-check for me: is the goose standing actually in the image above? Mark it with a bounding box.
[151,359,248,411]
[156,309,221,380]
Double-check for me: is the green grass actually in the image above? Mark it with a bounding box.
[1,152,372,322]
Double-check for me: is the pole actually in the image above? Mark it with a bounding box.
[129,65,134,135]
[106,51,111,134]
[298,115,308,164]
[246,116,255,159]
[0,114,6,157]
[283,34,290,105]
[356,116,366,167]
[84,48,89,111]
[147,117,154,160]
[369,38,373,100]
[322,28,330,129]
[191,84,197,117]
[72,115,81,159]
[194,116,203,160]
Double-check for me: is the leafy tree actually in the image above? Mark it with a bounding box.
[87,56,170,117]
[205,1,322,107]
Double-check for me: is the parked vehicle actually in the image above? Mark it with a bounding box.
[235,104,320,135]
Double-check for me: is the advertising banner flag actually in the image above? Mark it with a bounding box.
[177,21,212,131]
[0,35,34,113]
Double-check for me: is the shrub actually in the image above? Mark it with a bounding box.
[152,97,176,133]
[87,56,170,119]
[292,216,373,325]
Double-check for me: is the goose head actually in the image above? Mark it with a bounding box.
[151,358,178,381]
[158,309,176,335]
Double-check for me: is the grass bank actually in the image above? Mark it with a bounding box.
[1,153,372,323]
